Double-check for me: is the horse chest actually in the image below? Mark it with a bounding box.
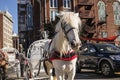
[49,51,77,61]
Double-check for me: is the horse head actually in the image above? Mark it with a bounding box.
[55,12,82,51]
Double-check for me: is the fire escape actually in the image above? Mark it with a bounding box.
[77,0,95,38]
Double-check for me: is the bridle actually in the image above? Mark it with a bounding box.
[61,22,76,42]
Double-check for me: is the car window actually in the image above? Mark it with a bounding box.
[106,45,119,52]
[97,44,120,52]
[89,48,96,52]
[88,45,96,53]
[80,46,89,53]
[80,45,96,55]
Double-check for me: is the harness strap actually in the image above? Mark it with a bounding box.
[49,50,77,61]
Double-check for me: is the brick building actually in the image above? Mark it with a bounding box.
[18,0,120,51]
[18,0,79,51]
[31,0,78,39]
[0,11,13,48]
[76,0,120,43]
[36,0,120,40]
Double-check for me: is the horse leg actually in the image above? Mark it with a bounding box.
[54,68,65,80]
[67,68,76,80]
[52,68,57,80]
[67,65,76,80]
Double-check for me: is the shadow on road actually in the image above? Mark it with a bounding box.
[75,70,120,79]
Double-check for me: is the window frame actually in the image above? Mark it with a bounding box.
[63,0,71,9]
[50,10,58,21]
[97,1,106,22]
[50,0,58,8]
[113,2,120,25]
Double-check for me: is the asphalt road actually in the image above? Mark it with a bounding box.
[75,69,120,80]
[12,69,120,80]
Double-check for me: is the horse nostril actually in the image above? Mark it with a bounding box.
[71,42,74,47]
[71,40,77,47]
[71,40,81,48]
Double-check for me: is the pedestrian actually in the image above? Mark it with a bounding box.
[19,51,26,77]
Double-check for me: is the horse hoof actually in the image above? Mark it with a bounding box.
[53,76,57,80]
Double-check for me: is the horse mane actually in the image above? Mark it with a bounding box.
[50,12,82,55]
[55,12,81,32]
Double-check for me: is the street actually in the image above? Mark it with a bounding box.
[6,69,120,80]
[34,69,120,80]
[75,69,120,80]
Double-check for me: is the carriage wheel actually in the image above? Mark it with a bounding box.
[36,60,42,76]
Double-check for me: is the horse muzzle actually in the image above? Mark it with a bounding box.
[71,40,81,50]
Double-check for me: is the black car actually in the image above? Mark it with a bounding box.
[76,43,120,77]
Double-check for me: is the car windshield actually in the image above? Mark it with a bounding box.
[96,44,120,53]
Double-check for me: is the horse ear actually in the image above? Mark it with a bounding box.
[56,11,65,18]
[56,13,62,18]
[74,13,79,16]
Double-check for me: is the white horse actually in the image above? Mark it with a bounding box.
[43,12,82,80]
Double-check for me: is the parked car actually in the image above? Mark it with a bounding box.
[76,43,120,77]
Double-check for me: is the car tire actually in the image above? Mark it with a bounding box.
[76,61,81,73]
[100,61,114,77]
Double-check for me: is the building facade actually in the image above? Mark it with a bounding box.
[0,11,13,48]
[12,33,19,50]
[30,0,78,40]
[18,0,78,52]
[18,0,33,52]
[76,0,120,42]
[39,0,77,23]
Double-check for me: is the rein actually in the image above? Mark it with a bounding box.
[61,22,75,42]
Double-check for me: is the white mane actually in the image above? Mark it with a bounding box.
[49,12,82,54]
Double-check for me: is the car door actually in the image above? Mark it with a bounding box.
[85,45,98,69]
[78,44,89,68]
[79,44,97,69]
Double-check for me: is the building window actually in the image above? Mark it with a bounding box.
[97,1,106,22]
[116,30,120,35]
[63,0,71,8]
[100,31,108,38]
[50,10,57,21]
[50,0,58,8]
[113,2,120,25]
[26,2,33,30]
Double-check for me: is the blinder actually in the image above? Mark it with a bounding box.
[61,22,76,42]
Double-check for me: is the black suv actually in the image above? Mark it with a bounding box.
[76,43,120,77]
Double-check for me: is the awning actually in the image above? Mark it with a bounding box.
[80,35,118,42]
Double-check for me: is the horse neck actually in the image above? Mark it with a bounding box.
[50,31,72,54]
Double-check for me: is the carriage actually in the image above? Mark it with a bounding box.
[1,47,21,79]
[26,12,82,80]
[27,39,51,79]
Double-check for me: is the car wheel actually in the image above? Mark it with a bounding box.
[76,61,81,73]
[100,61,114,77]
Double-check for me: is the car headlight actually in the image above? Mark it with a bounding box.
[110,55,120,60]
